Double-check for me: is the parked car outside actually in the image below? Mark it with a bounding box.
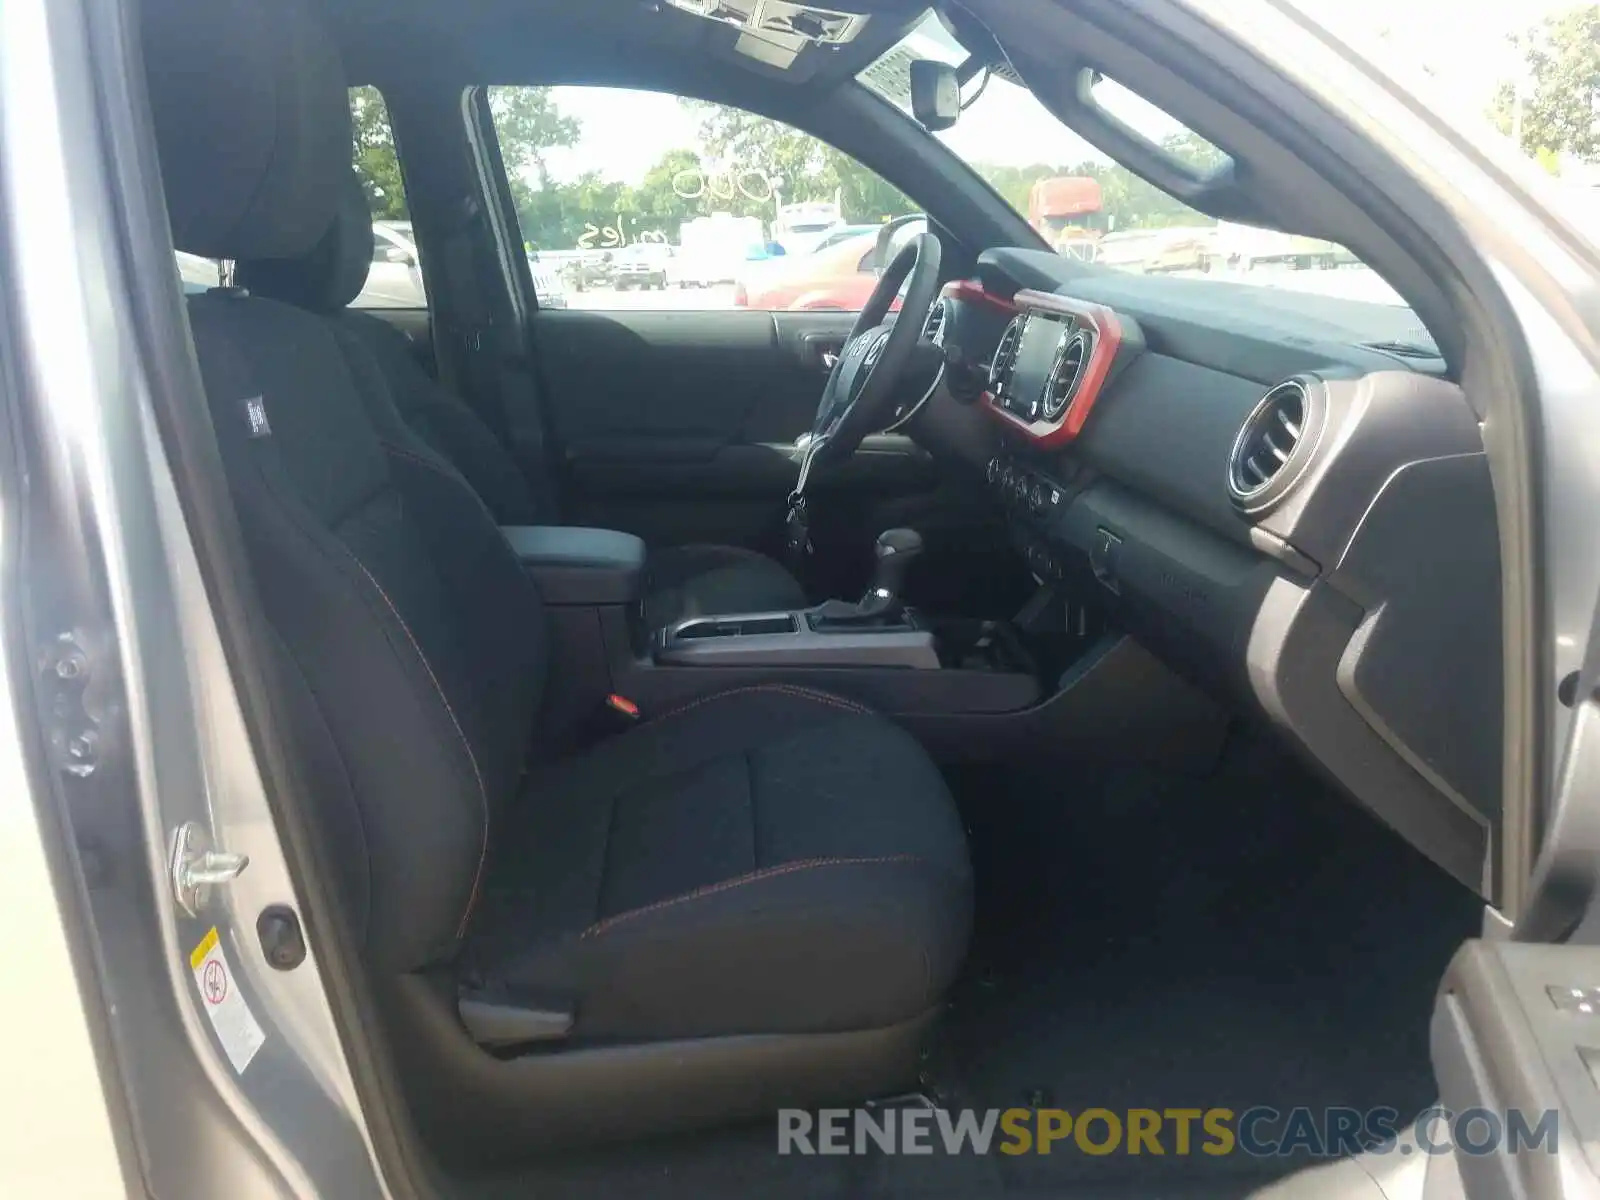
[527,252,568,308]
[611,243,672,290]
[561,250,614,292]
[737,219,924,309]
[810,223,881,254]
[1142,226,1217,273]
[362,220,426,307]
[1091,229,1160,272]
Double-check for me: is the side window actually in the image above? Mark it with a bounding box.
[487,86,915,312]
[349,86,425,310]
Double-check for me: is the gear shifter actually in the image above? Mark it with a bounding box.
[806,528,924,632]
[859,528,924,617]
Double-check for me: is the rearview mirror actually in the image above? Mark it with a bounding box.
[909,60,960,133]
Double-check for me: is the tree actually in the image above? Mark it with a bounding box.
[350,86,407,219]
[1159,129,1229,173]
[683,100,913,225]
[634,148,708,227]
[821,149,913,225]
[488,87,582,188]
[973,158,1212,234]
[351,85,584,241]
[486,87,583,248]
[1491,6,1600,162]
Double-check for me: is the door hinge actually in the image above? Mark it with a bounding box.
[170,821,249,917]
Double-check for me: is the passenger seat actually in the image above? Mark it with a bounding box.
[141,0,971,1154]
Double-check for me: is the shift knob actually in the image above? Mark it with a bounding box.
[876,528,924,561]
[861,528,924,614]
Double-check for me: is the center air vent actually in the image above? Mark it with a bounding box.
[1228,378,1320,512]
[922,298,949,347]
[1041,329,1092,420]
[989,315,1026,401]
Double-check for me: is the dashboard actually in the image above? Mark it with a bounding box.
[928,249,1501,903]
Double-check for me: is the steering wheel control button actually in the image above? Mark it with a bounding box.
[1091,527,1122,594]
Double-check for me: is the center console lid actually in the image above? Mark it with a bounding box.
[501,526,645,606]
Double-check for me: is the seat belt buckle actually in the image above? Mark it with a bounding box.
[785,492,812,560]
[605,693,641,722]
[574,693,643,749]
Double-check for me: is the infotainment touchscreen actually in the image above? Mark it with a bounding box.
[1008,312,1065,416]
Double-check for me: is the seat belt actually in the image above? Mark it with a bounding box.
[437,199,561,522]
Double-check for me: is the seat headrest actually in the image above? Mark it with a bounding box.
[237,172,374,312]
[140,0,349,261]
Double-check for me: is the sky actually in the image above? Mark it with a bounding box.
[533,0,1580,188]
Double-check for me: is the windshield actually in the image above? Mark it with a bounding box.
[859,11,1434,354]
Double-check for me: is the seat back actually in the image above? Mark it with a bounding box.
[239,172,547,525]
[142,0,546,973]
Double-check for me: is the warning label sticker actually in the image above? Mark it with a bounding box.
[189,927,266,1074]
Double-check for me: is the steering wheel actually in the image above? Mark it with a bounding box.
[804,231,944,470]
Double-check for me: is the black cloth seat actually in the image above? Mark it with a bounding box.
[236,174,807,628]
[465,685,970,1041]
[140,0,970,1146]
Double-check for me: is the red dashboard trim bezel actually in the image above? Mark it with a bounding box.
[941,279,1017,315]
[979,288,1125,448]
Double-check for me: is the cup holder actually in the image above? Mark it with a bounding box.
[673,614,800,640]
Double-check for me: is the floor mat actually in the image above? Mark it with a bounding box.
[929,736,1482,1194]
[457,736,1482,1199]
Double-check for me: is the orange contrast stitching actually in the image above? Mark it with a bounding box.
[580,854,924,939]
[344,554,490,938]
[651,684,871,726]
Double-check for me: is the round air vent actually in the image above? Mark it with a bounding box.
[989,315,1026,400]
[1041,328,1092,420]
[922,298,949,347]
[1228,378,1322,512]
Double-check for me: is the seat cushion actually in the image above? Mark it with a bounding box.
[462,685,971,1041]
[645,543,808,629]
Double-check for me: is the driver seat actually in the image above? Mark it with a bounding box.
[236,171,805,629]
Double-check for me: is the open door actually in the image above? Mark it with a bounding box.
[1427,596,1600,1197]
[1430,941,1600,1197]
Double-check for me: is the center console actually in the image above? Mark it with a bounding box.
[656,527,941,669]
[504,523,1226,771]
